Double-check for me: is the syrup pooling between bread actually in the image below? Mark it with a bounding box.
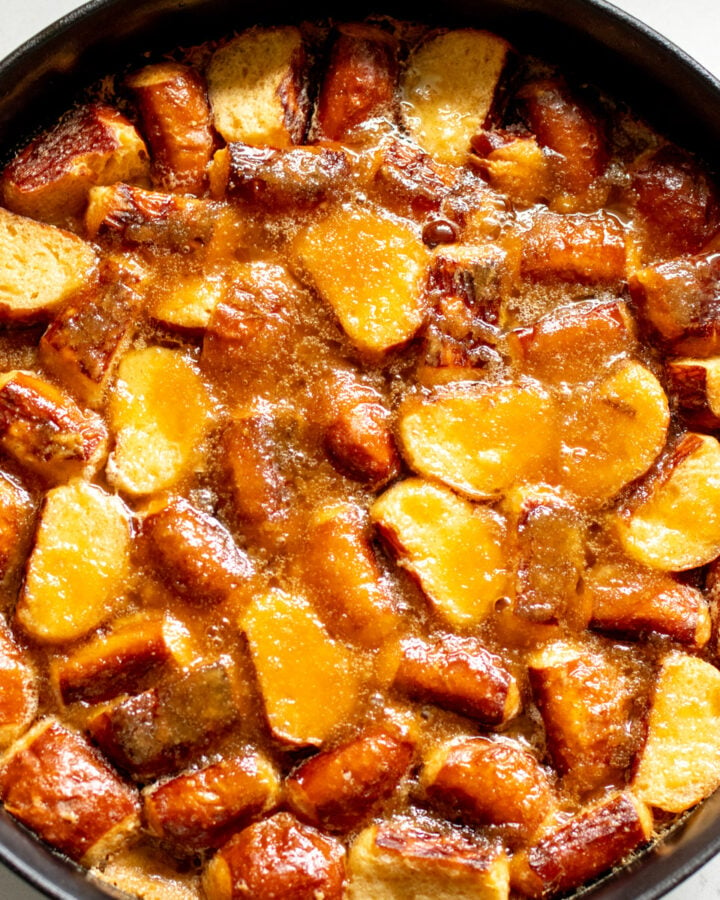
[0,18,718,900]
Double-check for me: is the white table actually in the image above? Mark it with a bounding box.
[0,0,718,897]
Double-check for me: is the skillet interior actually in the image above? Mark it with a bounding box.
[0,1,719,897]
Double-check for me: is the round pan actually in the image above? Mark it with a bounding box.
[0,1,719,898]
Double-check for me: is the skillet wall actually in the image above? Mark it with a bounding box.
[0,0,719,898]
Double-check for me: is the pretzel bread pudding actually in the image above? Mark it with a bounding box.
[0,16,718,900]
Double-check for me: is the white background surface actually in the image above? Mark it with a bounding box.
[0,0,719,898]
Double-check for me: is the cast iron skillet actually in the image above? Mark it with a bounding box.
[0,0,719,897]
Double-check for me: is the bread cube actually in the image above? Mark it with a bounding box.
[0,370,108,484]
[292,203,428,354]
[0,718,140,865]
[203,812,345,900]
[241,589,365,746]
[630,252,720,355]
[213,143,349,210]
[398,382,558,500]
[528,640,643,793]
[315,23,399,142]
[85,182,213,248]
[107,346,212,496]
[424,736,555,838]
[511,792,652,898]
[512,489,587,627]
[324,396,399,487]
[470,130,551,208]
[0,473,32,583]
[0,207,97,321]
[633,651,720,812]
[520,209,626,283]
[51,611,193,705]
[286,727,415,831]
[303,504,399,646]
[1,103,150,226]
[207,27,310,146]
[371,479,508,627]
[16,480,130,643]
[220,412,291,526]
[127,62,215,194]
[516,78,607,211]
[557,360,669,503]
[374,137,451,216]
[401,29,510,165]
[666,356,720,429]
[394,634,520,726]
[629,145,718,260]
[144,751,280,851]
[508,300,636,385]
[39,281,136,408]
[141,496,253,605]
[347,818,510,900]
[0,621,37,749]
[151,271,227,333]
[586,561,711,647]
[616,432,720,570]
[88,664,238,779]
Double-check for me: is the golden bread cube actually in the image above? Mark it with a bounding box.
[107,346,212,496]
[220,412,290,526]
[374,137,450,217]
[616,432,720,570]
[423,736,555,837]
[0,207,97,321]
[394,634,520,726]
[528,640,643,794]
[398,382,558,500]
[293,203,428,354]
[585,560,711,647]
[470,131,551,208]
[84,183,213,249]
[516,79,608,211]
[152,272,226,332]
[0,717,140,865]
[203,812,345,900]
[510,487,588,627]
[88,664,238,780]
[215,143,349,211]
[630,251,720,354]
[241,589,365,746]
[16,480,131,643]
[508,300,636,385]
[401,29,510,165]
[286,726,415,832]
[126,62,215,195]
[633,651,720,812]
[144,751,280,851]
[303,504,399,646]
[666,356,720,429]
[51,611,193,705]
[141,496,253,606]
[0,370,108,484]
[0,620,37,749]
[315,24,399,142]
[207,27,309,146]
[347,818,510,900]
[39,281,136,408]
[1,103,149,226]
[557,360,669,503]
[372,478,508,627]
[511,792,652,898]
[519,210,627,283]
